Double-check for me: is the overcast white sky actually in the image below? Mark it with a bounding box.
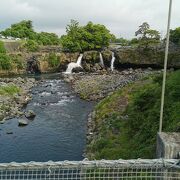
[0,0,179,39]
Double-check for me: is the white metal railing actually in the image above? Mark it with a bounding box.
[0,159,180,179]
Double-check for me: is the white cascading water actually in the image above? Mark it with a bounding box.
[110,52,116,71]
[65,54,83,74]
[99,53,104,67]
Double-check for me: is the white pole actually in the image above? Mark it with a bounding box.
[159,0,173,133]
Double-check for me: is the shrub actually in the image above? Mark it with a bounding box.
[24,40,39,52]
[0,54,12,70]
[11,55,24,70]
[37,32,60,45]
[0,41,6,53]
[48,53,60,67]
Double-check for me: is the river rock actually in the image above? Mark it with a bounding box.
[25,110,36,119]
[18,118,29,126]
[6,131,13,134]
[72,66,84,73]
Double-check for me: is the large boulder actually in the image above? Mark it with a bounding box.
[59,52,80,71]
[18,118,29,126]
[101,50,112,67]
[82,51,103,72]
[25,110,36,119]
[72,66,84,73]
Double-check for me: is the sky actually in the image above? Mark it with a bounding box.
[0,0,179,39]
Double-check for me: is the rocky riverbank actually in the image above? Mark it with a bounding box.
[0,77,36,123]
[63,68,160,101]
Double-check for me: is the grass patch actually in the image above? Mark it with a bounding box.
[0,85,20,96]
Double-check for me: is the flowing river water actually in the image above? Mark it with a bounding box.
[0,74,94,163]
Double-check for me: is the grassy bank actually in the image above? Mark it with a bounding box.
[87,70,180,159]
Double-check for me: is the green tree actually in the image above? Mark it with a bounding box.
[1,20,36,39]
[1,20,60,46]
[129,38,139,45]
[112,37,130,46]
[170,27,180,46]
[61,20,113,52]
[135,22,160,47]
[37,32,60,45]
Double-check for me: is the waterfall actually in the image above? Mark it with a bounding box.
[99,53,104,67]
[110,52,116,71]
[76,54,83,66]
[65,54,83,74]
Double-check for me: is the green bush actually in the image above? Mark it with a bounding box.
[87,71,180,159]
[24,40,39,52]
[48,53,60,67]
[37,32,60,45]
[0,54,12,70]
[11,55,24,70]
[0,41,6,53]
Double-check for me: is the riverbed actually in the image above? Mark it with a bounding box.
[0,74,94,163]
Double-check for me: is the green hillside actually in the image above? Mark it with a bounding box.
[87,70,180,159]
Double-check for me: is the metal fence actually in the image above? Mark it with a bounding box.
[0,159,179,180]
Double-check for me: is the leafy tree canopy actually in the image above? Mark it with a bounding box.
[170,27,180,46]
[112,37,130,46]
[135,22,160,47]
[60,20,114,52]
[1,20,35,39]
[1,20,60,46]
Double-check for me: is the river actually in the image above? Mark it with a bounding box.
[0,74,94,163]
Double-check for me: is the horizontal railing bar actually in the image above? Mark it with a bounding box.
[0,159,179,169]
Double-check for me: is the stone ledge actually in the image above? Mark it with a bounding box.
[157,132,180,159]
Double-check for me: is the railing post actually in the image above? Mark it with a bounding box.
[159,0,173,133]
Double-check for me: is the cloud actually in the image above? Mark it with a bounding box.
[0,0,179,38]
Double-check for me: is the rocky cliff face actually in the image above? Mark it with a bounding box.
[1,45,180,76]
[114,46,180,69]
[82,51,104,72]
